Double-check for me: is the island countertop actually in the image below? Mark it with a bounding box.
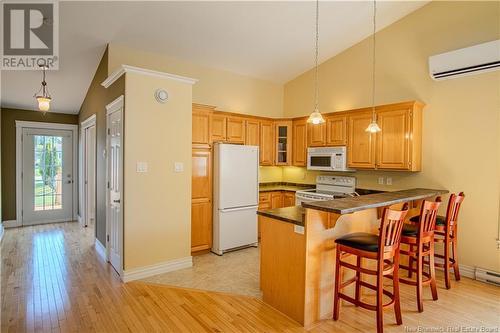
[257,206,305,226]
[302,188,448,214]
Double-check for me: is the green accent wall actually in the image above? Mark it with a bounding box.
[1,108,79,221]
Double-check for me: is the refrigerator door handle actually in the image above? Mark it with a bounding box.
[220,205,259,213]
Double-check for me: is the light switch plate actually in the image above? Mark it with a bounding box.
[386,177,393,185]
[378,177,384,185]
[174,162,184,173]
[136,162,148,173]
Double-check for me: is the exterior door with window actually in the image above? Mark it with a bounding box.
[22,128,73,225]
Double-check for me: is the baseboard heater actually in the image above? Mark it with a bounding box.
[475,268,500,286]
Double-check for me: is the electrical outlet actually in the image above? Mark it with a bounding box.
[136,162,148,173]
[386,177,393,185]
[378,177,384,185]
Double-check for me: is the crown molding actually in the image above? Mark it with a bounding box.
[101,64,198,88]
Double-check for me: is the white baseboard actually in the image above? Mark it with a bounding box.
[3,220,21,228]
[95,239,107,261]
[0,223,4,243]
[122,256,193,283]
[458,264,475,279]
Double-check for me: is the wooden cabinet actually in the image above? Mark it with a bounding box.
[307,122,327,147]
[283,192,295,207]
[260,120,275,166]
[245,119,260,146]
[376,103,422,171]
[191,148,212,253]
[210,114,227,143]
[326,115,347,146]
[275,121,292,166]
[192,109,211,145]
[226,116,246,143]
[292,119,308,166]
[347,112,376,169]
[271,192,284,209]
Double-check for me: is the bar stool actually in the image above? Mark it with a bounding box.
[434,192,465,289]
[400,198,441,313]
[409,193,465,289]
[333,207,408,333]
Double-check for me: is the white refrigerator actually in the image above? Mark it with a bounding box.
[212,143,259,255]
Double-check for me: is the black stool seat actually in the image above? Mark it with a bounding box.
[409,215,446,226]
[335,232,379,252]
[402,223,418,237]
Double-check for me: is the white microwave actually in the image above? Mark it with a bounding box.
[307,146,353,172]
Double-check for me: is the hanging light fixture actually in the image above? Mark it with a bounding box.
[307,0,325,125]
[34,65,52,112]
[365,0,381,133]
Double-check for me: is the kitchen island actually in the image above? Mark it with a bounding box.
[257,188,448,328]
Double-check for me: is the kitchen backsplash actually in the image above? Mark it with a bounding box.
[261,166,442,192]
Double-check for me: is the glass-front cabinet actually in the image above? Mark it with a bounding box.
[275,121,292,166]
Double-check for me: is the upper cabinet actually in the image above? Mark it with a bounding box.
[292,119,307,166]
[192,104,215,146]
[226,116,246,143]
[275,121,292,166]
[245,119,260,146]
[326,115,347,146]
[260,120,275,166]
[375,102,422,171]
[347,111,377,169]
[347,102,423,171]
[210,114,227,143]
[307,122,327,147]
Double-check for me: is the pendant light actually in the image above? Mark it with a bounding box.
[307,0,325,125]
[365,0,381,133]
[34,65,52,112]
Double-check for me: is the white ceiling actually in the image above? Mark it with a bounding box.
[1,1,428,114]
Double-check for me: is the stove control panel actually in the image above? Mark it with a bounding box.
[316,175,356,187]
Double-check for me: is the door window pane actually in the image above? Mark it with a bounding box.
[33,135,63,211]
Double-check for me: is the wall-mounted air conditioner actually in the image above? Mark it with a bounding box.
[429,39,500,80]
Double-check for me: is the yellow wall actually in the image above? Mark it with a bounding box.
[108,44,283,118]
[283,1,500,271]
[123,71,193,270]
[259,166,284,183]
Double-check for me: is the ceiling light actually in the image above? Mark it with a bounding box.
[365,0,381,133]
[307,0,325,125]
[34,65,52,112]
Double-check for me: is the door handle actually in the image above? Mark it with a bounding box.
[113,199,121,203]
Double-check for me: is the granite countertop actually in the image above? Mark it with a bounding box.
[302,188,448,214]
[257,206,305,226]
[259,182,314,193]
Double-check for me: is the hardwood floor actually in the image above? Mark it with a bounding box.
[1,222,499,332]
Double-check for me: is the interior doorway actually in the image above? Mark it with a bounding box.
[106,96,124,276]
[80,114,97,229]
[16,121,78,226]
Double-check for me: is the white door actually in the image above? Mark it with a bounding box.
[107,105,123,274]
[22,128,73,225]
[84,125,96,227]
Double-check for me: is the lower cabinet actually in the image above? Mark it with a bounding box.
[271,192,284,209]
[191,201,212,253]
[283,192,295,207]
[191,147,212,254]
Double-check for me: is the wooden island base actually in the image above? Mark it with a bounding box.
[260,208,379,327]
[259,188,447,328]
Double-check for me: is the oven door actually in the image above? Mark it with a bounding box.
[307,153,334,171]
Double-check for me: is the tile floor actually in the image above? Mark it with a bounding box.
[141,246,262,297]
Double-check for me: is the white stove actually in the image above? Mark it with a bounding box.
[295,175,357,206]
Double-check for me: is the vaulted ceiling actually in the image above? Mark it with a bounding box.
[1,1,428,114]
